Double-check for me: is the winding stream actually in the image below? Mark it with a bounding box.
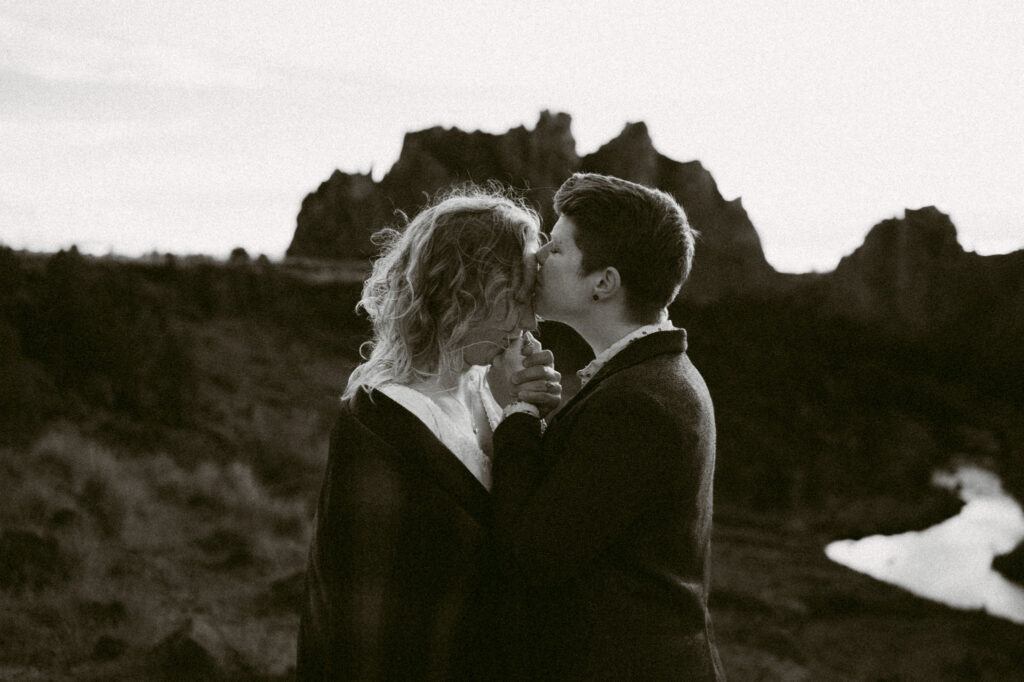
[825,465,1024,623]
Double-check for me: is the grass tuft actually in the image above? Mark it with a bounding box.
[0,423,312,672]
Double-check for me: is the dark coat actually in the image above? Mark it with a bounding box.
[493,329,725,681]
[297,387,500,681]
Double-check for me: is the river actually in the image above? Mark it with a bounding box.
[825,465,1024,623]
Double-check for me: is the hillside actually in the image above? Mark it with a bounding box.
[2,246,1023,678]
[2,110,1022,682]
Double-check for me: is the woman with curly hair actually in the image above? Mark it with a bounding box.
[297,185,561,681]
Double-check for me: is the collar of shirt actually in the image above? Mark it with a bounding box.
[577,318,677,387]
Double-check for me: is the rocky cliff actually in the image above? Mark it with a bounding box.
[287,111,774,300]
[288,111,577,260]
[579,121,774,301]
[830,207,969,330]
[291,171,391,260]
[287,112,1022,335]
[826,207,1024,368]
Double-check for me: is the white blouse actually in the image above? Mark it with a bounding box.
[379,366,502,490]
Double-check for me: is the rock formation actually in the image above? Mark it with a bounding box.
[287,111,1022,335]
[287,111,774,301]
[826,207,1024,366]
[381,109,578,226]
[579,121,774,301]
[288,111,578,260]
[829,207,968,330]
[290,171,392,260]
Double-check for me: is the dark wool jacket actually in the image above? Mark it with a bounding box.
[493,329,725,681]
[296,387,500,681]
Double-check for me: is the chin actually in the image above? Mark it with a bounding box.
[464,349,498,368]
[535,305,563,323]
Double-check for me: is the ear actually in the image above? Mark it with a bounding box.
[591,266,621,300]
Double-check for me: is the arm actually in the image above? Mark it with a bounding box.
[302,419,424,680]
[491,411,545,535]
[493,390,695,589]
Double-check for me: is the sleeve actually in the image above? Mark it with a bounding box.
[492,411,546,532]
[502,400,541,420]
[299,418,419,680]
[493,390,696,589]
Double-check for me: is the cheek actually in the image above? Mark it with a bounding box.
[552,263,575,286]
[488,302,521,336]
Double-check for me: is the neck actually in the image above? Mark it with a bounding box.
[407,371,465,398]
[571,313,646,356]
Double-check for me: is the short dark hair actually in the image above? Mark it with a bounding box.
[553,172,695,323]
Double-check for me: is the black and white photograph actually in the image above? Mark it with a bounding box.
[2,2,1022,679]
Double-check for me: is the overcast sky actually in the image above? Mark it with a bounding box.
[2,1,1021,272]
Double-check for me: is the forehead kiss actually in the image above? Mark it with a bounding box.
[520,240,540,299]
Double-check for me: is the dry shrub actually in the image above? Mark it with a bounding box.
[0,423,311,670]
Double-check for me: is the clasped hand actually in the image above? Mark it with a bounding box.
[488,331,562,418]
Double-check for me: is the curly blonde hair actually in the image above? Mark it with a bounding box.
[343,184,541,399]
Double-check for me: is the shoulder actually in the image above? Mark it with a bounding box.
[326,391,412,478]
[332,387,420,441]
[600,352,711,412]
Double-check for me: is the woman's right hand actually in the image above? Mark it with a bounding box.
[510,333,562,417]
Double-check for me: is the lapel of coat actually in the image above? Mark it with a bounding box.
[545,329,688,432]
[350,387,492,526]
